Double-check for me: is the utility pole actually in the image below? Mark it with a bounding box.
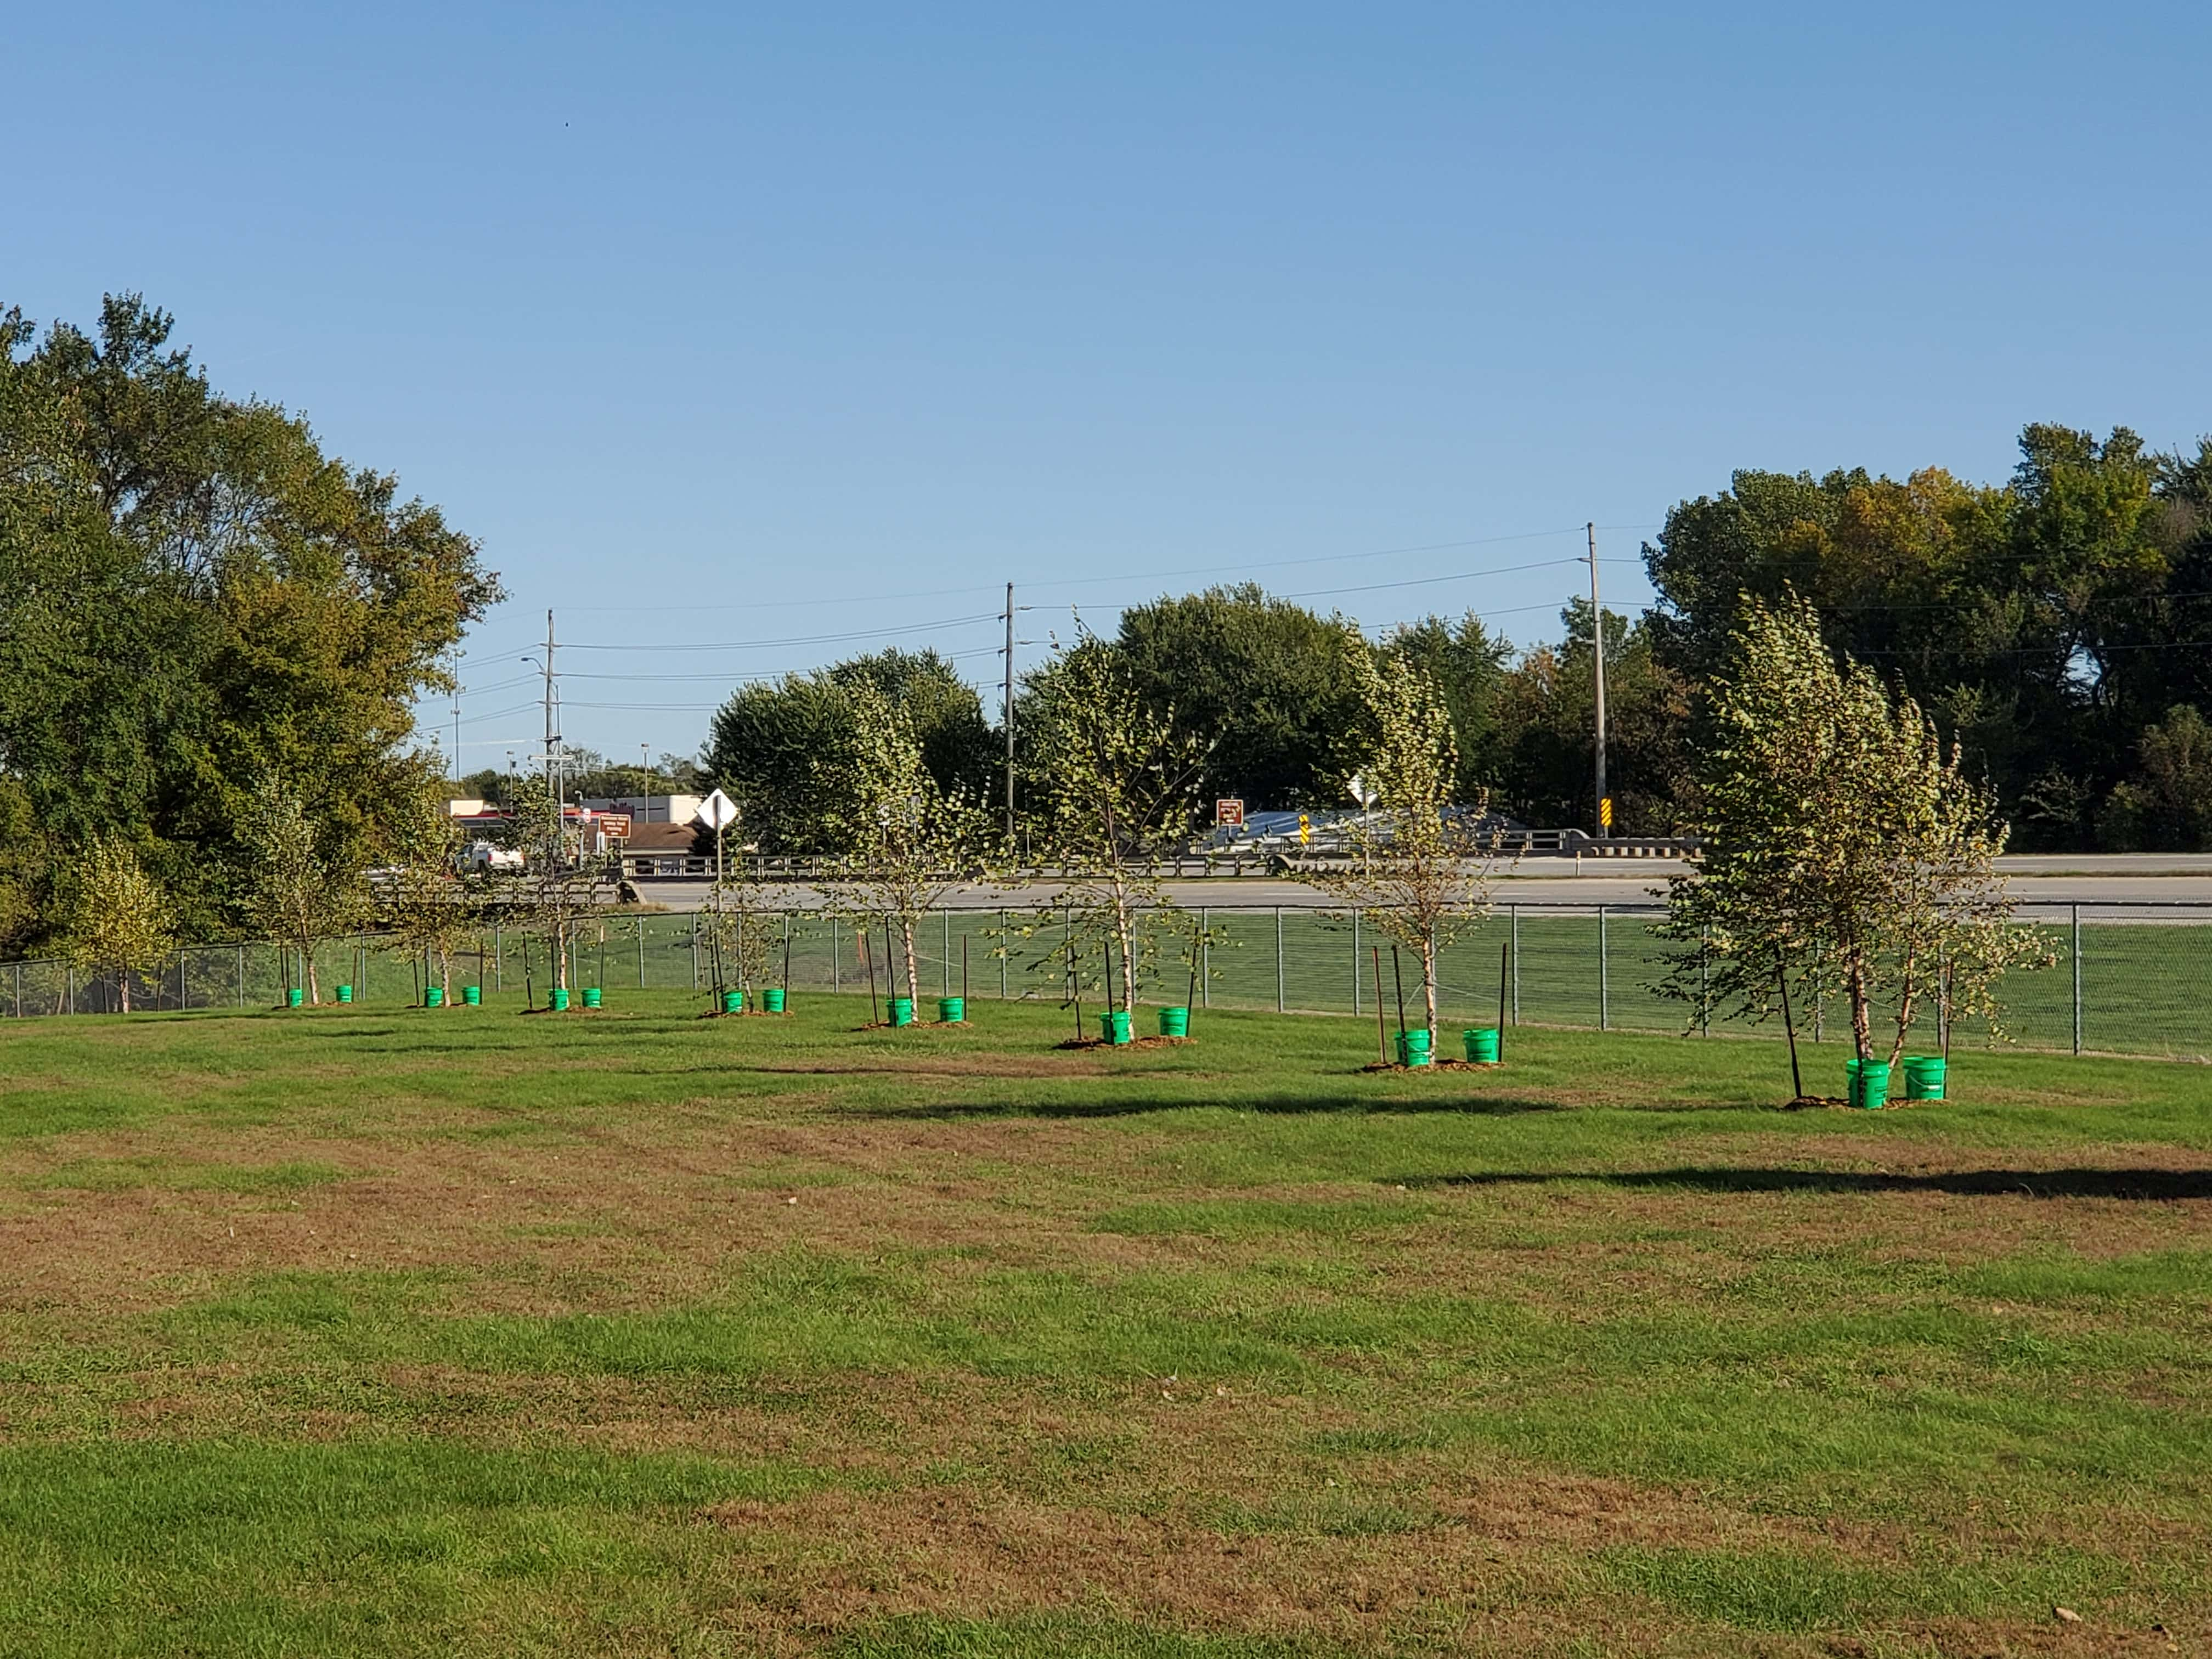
[1002,581,1017,847]
[1586,523,1609,839]
[543,609,561,849]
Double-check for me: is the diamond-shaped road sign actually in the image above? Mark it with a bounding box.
[695,788,739,832]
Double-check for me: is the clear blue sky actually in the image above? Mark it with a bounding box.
[7,3,2209,772]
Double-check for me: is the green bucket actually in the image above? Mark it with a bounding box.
[1903,1055,1946,1101]
[462,985,482,1006]
[1159,1006,1190,1039]
[1396,1028,1433,1068]
[889,996,915,1027]
[286,988,303,1009]
[763,988,786,1013]
[336,984,353,1004]
[550,987,570,1012]
[1463,1026,1500,1064]
[1845,1057,1891,1109]
[425,985,444,1008]
[583,987,602,1009]
[1099,1009,1132,1046]
[938,996,964,1024]
[721,989,744,1015]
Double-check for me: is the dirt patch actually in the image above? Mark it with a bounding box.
[1053,1036,1196,1052]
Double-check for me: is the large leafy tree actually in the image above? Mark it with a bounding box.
[705,648,991,853]
[0,296,499,945]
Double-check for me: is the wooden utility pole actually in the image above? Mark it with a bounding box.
[1002,582,1017,846]
[1586,523,1609,838]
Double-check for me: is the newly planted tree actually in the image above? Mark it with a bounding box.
[1018,633,1209,1017]
[1656,592,2046,1068]
[818,683,987,1011]
[237,779,364,1003]
[60,837,174,1011]
[499,776,613,1002]
[379,791,481,1002]
[1299,630,1498,1044]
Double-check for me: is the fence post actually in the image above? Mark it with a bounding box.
[66,964,73,1013]
[1275,906,1285,1013]
[1352,913,1361,1016]
[1201,907,1210,1008]
[832,916,840,994]
[690,911,699,990]
[237,944,245,1007]
[1510,906,1519,1025]
[1597,905,1609,1032]
[943,909,951,998]
[2071,904,2082,1056]
[1000,909,1009,999]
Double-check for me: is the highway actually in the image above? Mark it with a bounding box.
[632,854,2212,913]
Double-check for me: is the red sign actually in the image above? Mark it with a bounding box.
[1215,798,1245,827]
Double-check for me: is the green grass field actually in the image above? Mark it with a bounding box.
[1,990,2208,1655]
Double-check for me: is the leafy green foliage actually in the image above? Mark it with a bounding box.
[57,837,174,1010]
[0,296,499,945]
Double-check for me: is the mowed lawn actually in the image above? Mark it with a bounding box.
[1,994,2208,1657]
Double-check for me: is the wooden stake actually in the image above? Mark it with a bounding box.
[1370,946,1388,1064]
[1390,946,1408,1061]
[1778,964,1804,1101]
[1497,940,1509,1063]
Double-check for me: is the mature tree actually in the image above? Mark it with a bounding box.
[237,780,366,1004]
[2098,706,2212,851]
[1018,634,1209,1017]
[59,837,174,1012]
[706,648,991,853]
[1299,632,1497,1043]
[1377,611,1513,803]
[817,683,988,1007]
[1487,600,1692,834]
[1655,594,2045,1070]
[1111,585,1364,808]
[0,296,499,940]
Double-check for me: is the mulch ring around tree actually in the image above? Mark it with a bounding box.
[1357,1057,1505,1074]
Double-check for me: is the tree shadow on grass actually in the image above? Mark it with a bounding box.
[847,1092,1568,1121]
[1406,1166,2212,1201]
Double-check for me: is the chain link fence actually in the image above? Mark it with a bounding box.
[5,902,2207,1062]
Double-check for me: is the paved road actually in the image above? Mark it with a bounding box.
[635,855,2212,912]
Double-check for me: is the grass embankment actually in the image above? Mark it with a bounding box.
[1,992,2208,1656]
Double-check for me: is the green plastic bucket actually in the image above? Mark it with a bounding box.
[763,988,786,1013]
[939,996,964,1024]
[1845,1058,1891,1109]
[1903,1055,1946,1101]
[462,985,482,1006]
[1159,1006,1190,1038]
[550,987,570,1012]
[583,987,602,1009]
[336,984,353,1004]
[1396,1029,1433,1068]
[286,988,303,1009]
[425,985,444,1008]
[1463,1026,1500,1064]
[721,989,743,1015]
[889,996,915,1027]
[1099,1009,1132,1045]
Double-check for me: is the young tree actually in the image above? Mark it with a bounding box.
[1298,630,1499,1043]
[1019,633,1209,1016]
[237,779,364,1003]
[1655,593,2046,1068]
[817,683,988,1008]
[500,775,612,1002]
[60,837,174,1012]
[379,791,480,1002]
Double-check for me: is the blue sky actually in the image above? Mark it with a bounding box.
[7,3,2208,771]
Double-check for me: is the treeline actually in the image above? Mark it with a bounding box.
[712,424,2212,854]
[706,588,1686,849]
[0,296,498,955]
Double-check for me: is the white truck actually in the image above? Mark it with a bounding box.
[457,840,524,874]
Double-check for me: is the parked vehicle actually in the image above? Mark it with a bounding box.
[457,840,524,873]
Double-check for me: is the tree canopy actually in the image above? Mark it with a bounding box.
[0,295,499,949]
